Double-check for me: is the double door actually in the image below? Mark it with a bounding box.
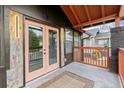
[25,20,59,82]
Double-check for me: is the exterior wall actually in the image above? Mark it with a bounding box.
[3,5,72,88]
[7,5,71,27]
[0,6,6,88]
[6,11,24,88]
[110,27,124,73]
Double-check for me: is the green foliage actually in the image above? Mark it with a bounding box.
[29,30,41,48]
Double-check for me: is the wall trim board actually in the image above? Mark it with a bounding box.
[4,6,10,70]
[0,5,7,88]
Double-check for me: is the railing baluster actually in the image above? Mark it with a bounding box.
[83,48,85,63]
[73,46,109,69]
[101,49,103,67]
[86,49,88,64]
[103,49,105,67]
[86,48,88,64]
[90,48,92,65]
[98,48,100,66]
[88,48,90,64]
[93,48,95,66]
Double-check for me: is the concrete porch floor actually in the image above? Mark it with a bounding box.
[25,62,122,88]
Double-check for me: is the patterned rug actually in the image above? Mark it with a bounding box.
[38,71,94,88]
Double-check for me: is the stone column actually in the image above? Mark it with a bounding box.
[110,27,124,73]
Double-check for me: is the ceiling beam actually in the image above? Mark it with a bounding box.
[69,6,81,24]
[101,5,105,24]
[75,28,83,33]
[84,5,91,21]
[77,29,92,35]
[115,16,120,27]
[101,5,105,17]
[74,13,117,28]
[69,5,82,30]
[119,5,124,18]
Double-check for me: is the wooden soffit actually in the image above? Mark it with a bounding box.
[60,5,121,32]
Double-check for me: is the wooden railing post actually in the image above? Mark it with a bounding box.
[118,48,124,87]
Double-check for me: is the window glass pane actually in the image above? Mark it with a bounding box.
[120,20,124,27]
[95,39,109,47]
[74,32,79,46]
[65,29,73,64]
[74,32,81,46]
[29,26,43,72]
[49,30,57,65]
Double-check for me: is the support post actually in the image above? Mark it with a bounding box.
[115,16,120,27]
[119,5,124,18]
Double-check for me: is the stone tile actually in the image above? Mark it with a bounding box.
[25,62,122,88]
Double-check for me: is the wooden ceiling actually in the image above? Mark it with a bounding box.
[60,5,121,32]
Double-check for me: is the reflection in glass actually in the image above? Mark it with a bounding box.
[74,32,81,46]
[29,26,43,72]
[49,30,57,65]
[65,29,73,64]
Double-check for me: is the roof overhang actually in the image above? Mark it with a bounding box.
[60,5,122,32]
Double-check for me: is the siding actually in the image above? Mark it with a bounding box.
[7,5,71,27]
[110,27,124,73]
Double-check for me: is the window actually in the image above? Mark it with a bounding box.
[120,19,124,27]
[65,29,73,65]
[29,26,43,72]
[95,39,109,47]
[74,31,81,46]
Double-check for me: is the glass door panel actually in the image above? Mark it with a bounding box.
[25,20,59,82]
[46,26,59,72]
[49,30,57,65]
[25,20,46,82]
[29,26,43,72]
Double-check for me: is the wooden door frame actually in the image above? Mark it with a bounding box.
[25,19,47,82]
[46,25,60,72]
[24,18,60,82]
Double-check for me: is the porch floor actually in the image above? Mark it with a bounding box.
[25,62,122,88]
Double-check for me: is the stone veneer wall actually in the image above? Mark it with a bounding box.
[6,11,24,87]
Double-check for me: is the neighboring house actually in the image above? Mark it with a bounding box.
[83,23,112,47]
[83,28,111,57]
[83,32,111,47]
[95,32,111,47]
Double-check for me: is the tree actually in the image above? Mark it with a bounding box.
[29,30,40,49]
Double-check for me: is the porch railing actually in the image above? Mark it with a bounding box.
[73,46,110,68]
[118,48,124,87]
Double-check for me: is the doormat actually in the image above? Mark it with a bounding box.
[38,71,94,88]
